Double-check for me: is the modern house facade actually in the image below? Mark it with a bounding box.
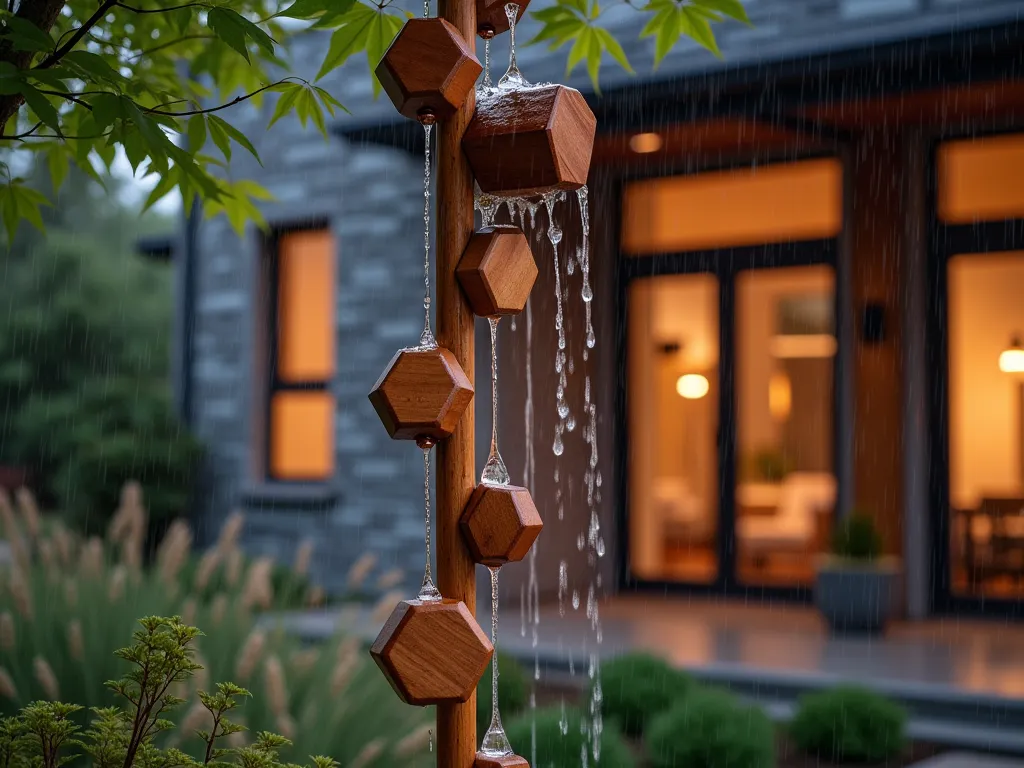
[166,0,1024,618]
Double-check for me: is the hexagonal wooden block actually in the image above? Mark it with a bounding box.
[375,18,482,121]
[476,0,529,37]
[368,346,474,442]
[463,84,596,197]
[370,598,493,706]
[461,483,543,567]
[456,226,538,317]
[475,755,530,768]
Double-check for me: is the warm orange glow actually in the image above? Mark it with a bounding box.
[939,133,1024,223]
[770,334,838,359]
[278,230,336,382]
[621,159,843,254]
[270,392,334,480]
[629,132,663,154]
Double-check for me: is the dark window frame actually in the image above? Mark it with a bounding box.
[614,154,846,604]
[263,219,336,485]
[927,128,1024,619]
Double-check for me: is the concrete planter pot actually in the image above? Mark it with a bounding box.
[814,556,902,635]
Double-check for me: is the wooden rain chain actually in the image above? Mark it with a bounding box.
[367,0,595,764]
[368,0,492,715]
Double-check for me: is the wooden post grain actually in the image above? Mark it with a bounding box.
[435,0,477,763]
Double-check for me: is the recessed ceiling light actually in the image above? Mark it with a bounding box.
[629,132,663,154]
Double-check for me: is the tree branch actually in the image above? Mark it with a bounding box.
[36,0,120,70]
[143,78,297,116]
[115,1,211,12]
[1,121,43,140]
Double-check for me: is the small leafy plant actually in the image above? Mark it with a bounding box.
[646,687,775,768]
[596,653,693,737]
[832,512,883,561]
[790,686,906,763]
[0,616,340,768]
[506,706,635,768]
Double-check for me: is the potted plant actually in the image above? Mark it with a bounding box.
[815,511,901,635]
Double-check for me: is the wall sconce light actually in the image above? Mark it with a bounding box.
[1000,335,1024,374]
[769,372,792,421]
[676,374,709,399]
[629,132,663,154]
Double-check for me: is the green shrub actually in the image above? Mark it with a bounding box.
[506,706,634,768]
[790,686,906,763]
[0,498,430,768]
[596,652,693,736]
[647,687,775,768]
[832,513,882,561]
[476,652,529,736]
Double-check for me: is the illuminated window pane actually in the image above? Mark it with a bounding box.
[270,392,335,480]
[621,159,843,254]
[938,134,1024,223]
[628,274,719,584]
[278,230,336,382]
[947,252,1024,600]
[735,265,836,588]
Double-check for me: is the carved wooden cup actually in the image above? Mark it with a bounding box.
[476,0,529,37]
[368,346,473,442]
[475,755,530,768]
[375,18,483,121]
[371,599,494,706]
[461,484,543,567]
[463,84,597,197]
[456,226,537,317]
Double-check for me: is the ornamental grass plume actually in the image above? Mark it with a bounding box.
[350,739,384,768]
[264,655,288,716]
[193,549,221,591]
[370,590,404,625]
[8,567,32,621]
[158,519,193,585]
[15,488,40,541]
[236,630,266,682]
[211,593,228,625]
[67,620,83,661]
[217,511,245,554]
[0,612,13,651]
[32,656,59,700]
[376,568,404,591]
[0,667,17,701]
[294,540,314,577]
[346,553,377,591]
[394,725,432,757]
[241,557,274,611]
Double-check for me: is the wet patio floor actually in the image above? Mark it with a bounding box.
[274,593,1024,755]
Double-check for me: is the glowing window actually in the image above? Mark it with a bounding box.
[938,133,1024,223]
[621,159,843,254]
[268,228,336,481]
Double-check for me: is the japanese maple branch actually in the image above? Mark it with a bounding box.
[143,78,300,116]
[36,0,119,69]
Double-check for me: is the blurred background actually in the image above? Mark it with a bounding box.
[2,0,1024,766]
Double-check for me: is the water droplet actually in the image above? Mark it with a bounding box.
[572,590,580,610]
[586,328,596,348]
[552,432,564,456]
[557,401,570,419]
[566,415,576,432]
[582,282,594,302]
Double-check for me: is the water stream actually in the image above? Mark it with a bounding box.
[418,446,441,602]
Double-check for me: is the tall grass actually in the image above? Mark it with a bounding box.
[0,485,432,767]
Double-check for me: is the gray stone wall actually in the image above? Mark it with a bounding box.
[189,42,436,595]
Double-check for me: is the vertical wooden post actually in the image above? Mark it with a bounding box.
[435,0,476,764]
